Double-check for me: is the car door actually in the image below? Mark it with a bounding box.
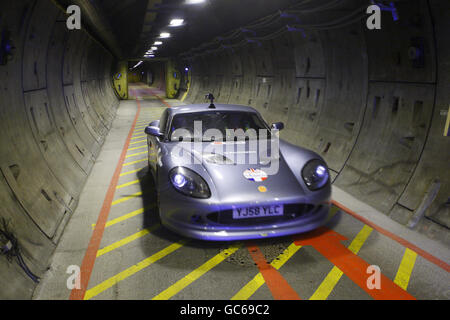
[147,121,159,173]
[148,109,170,173]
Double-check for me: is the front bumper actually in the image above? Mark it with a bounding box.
[159,198,331,241]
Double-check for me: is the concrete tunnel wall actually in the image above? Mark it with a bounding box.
[183,1,449,244]
[0,1,119,298]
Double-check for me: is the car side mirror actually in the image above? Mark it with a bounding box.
[149,120,160,127]
[145,126,163,138]
[271,122,285,131]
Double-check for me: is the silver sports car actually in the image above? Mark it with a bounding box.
[144,103,331,241]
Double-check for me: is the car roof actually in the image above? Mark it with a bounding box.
[168,104,260,117]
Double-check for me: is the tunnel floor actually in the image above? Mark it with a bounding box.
[33,83,450,300]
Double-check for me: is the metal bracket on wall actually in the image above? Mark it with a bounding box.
[443,106,450,137]
[0,29,13,65]
[409,37,425,69]
[407,179,441,229]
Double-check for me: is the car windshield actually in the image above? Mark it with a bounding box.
[168,111,271,142]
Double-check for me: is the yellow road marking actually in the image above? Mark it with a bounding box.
[153,244,243,300]
[111,191,142,206]
[394,248,417,290]
[123,159,147,167]
[130,139,147,145]
[91,207,153,229]
[120,167,145,177]
[116,179,140,189]
[126,151,148,159]
[84,240,187,300]
[309,267,342,300]
[96,226,158,257]
[131,135,146,140]
[128,145,147,151]
[347,225,373,253]
[231,243,301,300]
[309,225,373,300]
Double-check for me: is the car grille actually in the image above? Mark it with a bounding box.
[206,203,317,226]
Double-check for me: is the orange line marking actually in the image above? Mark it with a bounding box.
[246,243,301,300]
[69,91,142,300]
[332,200,450,273]
[293,227,416,300]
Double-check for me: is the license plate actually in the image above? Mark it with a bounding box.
[232,205,284,220]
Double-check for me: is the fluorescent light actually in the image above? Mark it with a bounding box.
[154,41,163,45]
[186,0,205,4]
[132,61,143,69]
[151,46,158,50]
[160,32,171,38]
[169,19,184,27]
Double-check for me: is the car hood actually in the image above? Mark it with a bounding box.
[163,140,308,205]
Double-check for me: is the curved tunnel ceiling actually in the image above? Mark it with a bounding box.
[94,0,334,59]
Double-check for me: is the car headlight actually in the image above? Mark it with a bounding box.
[301,159,330,191]
[169,167,211,199]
